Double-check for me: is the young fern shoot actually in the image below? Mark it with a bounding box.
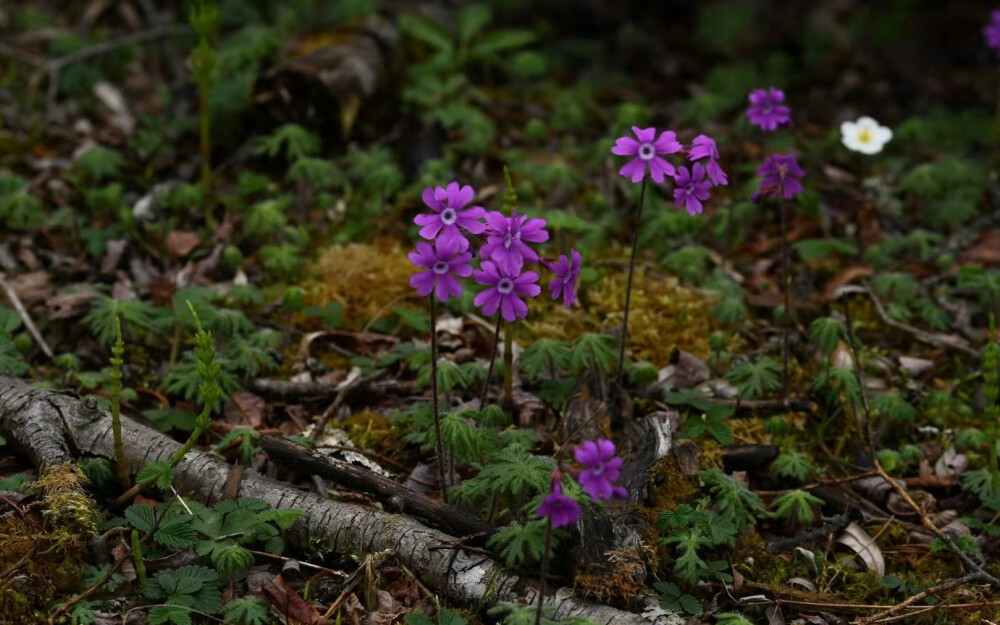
[109,315,130,489]
[117,302,222,505]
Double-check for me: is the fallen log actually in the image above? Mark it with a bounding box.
[0,377,680,625]
[260,435,495,540]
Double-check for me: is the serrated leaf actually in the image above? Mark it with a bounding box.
[155,518,199,549]
[137,461,174,490]
[149,605,193,625]
[222,597,270,625]
[125,504,157,533]
[487,521,548,567]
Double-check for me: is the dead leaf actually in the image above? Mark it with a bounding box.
[165,230,201,259]
[224,391,267,428]
[960,231,1000,266]
[260,573,332,625]
[836,522,884,577]
[823,266,874,302]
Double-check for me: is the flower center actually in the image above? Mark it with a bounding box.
[432,261,449,275]
[638,143,655,161]
[591,463,606,476]
[497,279,514,294]
[504,232,519,248]
[858,128,872,143]
[440,208,457,225]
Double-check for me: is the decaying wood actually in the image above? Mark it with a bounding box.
[0,377,681,625]
[261,435,495,541]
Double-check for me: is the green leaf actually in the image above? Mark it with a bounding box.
[456,4,491,44]
[698,469,764,530]
[487,520,548,567]
[726,357,781,399]
[469,29,535,61]
[155,518,199,549]
[793,238,857,261]
[84,295,161,344]
[685,404,734,445]
[520,338,571,379]
[255,124,320,162]
[222,597,270,625]
[75,146,124,182]
[212,542,254,579]
[148,605,193,625]
[570,333,618,376]
[137,461,174,490]
[809,317,846,353]
[657,504,695,534]
[654,581,702,615]
[399,13,454,52]
[772,451,817,481]
[771,489,824,524]
[125,504,157,533]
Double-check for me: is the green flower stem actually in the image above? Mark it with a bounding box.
[780,195,791,401]
[503,322,514,413]
[479,314,503,410]
[110,316,130,489]
[534,518,553,625]
[618,177,648,381]
[430,296,448,491]
[992,75,1000,183]
[131,529,147,587]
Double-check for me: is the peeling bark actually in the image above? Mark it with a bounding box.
[0,377,681,625]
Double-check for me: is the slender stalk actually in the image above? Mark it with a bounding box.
[430,296,447,491]
[110,317,130,489]
[992,75,1000,183]
[618,178,647,381]
[780,195,791,401]
[479,315,503,410]
[131,529,147,587]
[535,519,553,625]
[503,323,514,412]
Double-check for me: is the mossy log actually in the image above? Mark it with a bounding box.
[0,377,682,625]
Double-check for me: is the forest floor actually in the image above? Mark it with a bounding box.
[1,1,1000,625]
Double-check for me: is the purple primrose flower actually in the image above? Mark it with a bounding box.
[547,249,581,308]
[687,134,728,187]
[537,472,582,528]
[611,126,683,184]
[473,261,541,322]
[672,164,713,216]
[479,211,549,276]
[409,236,473,302]
[755,154,805,201]
[574,438,627,501]
[987,10,1000,55]
[746,88,791,132]
[414,182,486,250]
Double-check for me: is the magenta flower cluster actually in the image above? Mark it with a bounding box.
[755,154,805,201]
[537,438,627,528]
[986,10,1000,55]
[611,126,728,216]
[746,88,791,132]
[408,181,582,322]
[744,87,806,201]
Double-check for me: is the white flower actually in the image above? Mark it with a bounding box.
[840,116,892,155]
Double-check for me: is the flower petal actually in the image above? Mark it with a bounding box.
[611,137,640,156]
[631,126,656,143]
